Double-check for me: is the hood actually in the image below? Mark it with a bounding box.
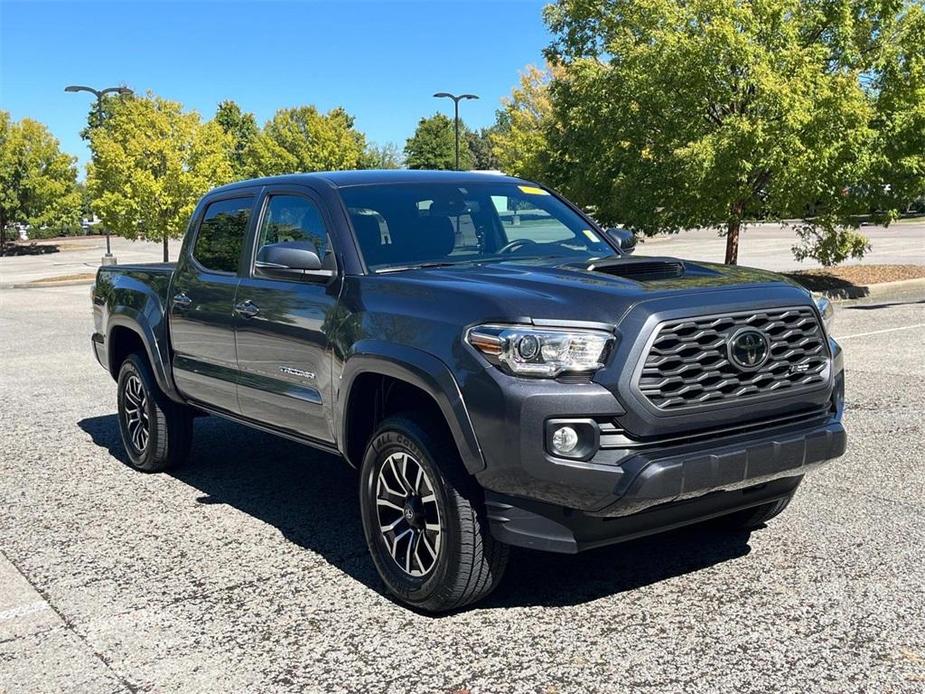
[363,255,808,325]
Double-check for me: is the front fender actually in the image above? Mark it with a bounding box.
[337,341,485,474]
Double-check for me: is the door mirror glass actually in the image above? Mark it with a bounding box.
[606,227,636,254]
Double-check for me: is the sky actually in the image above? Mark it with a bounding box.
[0,0,551,173]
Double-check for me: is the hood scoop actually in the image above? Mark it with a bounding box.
[585,256,686,281]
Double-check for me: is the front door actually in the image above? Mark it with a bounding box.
[234,190,340,441]
[169,194,256,414]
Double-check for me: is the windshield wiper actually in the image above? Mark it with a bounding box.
[376,261,469,274]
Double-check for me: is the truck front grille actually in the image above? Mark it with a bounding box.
[637,307,829,410]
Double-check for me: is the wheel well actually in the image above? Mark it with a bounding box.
[108,326,147,378]
[345,373,453,467]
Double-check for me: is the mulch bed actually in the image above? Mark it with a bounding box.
[785,264,925,292]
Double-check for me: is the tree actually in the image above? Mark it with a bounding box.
[87,94,233,261]
[466,127,500,170]
[404,113,471,170]
[244,106,369,176]
[0,112,81,249]
[365,142,403,169]
[867,3,925,216]
[490,64,561,181]
[543,0,907,265]
[214,100,258,179]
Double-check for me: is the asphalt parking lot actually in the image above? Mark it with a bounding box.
[0,283,923,693]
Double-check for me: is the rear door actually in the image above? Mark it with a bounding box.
[169,193,257,413]
[233,187,341,441]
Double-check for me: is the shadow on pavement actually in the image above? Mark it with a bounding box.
[1,241,60,256]
[78,413,753,611]
[843,298,925,310]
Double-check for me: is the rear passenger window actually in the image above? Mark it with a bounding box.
[193,197,253,273]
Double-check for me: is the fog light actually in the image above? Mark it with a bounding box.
[551,426,579,455]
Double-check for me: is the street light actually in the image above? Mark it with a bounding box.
[65,85,133,264]
[433,92,479,170]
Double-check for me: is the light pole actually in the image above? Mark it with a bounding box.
[65,85,133,264]
[433,92,478,170]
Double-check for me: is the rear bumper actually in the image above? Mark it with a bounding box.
[91,333,106,370]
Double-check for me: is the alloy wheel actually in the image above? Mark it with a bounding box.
[122,374,150,453]
[375,451,442,577]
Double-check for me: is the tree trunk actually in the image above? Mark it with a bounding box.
[724,219,741,265]
[162,235,169,263]
[0,210,5,254]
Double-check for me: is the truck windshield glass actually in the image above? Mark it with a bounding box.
[338,182,615,271]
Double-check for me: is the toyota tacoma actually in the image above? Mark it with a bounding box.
[91,170,846,612]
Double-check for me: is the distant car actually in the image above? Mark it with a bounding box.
[91,170,845,611]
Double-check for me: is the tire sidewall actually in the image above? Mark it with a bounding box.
[116,355,158,470]
[359,421,464,608]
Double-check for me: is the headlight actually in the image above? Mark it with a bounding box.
[813,294,835,334]
[467,324,614,377]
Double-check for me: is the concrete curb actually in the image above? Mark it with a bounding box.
[0,278,96,290]
[814,277,925,301]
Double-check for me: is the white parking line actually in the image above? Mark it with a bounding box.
[837,323,925,340]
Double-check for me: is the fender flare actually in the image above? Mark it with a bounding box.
[107,309,184,404]
[337,341,485,474]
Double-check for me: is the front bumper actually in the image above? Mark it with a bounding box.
[474,370,846,552]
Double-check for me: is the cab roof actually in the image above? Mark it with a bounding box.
[210,169,527,194]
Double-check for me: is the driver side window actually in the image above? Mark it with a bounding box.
[255,195,332,268]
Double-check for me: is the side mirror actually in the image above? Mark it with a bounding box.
[605,227,636,254]
[255,244,334,281]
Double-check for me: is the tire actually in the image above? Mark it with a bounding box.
[719,491,796,530]
[116,353,192,472]
[359,414,509,612]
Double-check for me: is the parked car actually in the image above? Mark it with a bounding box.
[91,170,845,611]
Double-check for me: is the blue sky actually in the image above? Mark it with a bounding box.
[0,0,551,173]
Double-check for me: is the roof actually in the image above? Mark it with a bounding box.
[210,169,527,194]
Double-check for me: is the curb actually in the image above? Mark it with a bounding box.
[814,277,925,301]
[0,278,96,290]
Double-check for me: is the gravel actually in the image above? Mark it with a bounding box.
[0,284,922,693]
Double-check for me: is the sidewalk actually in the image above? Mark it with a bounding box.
[0,237,178,287]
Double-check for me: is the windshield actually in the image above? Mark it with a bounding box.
[338,181,616,271]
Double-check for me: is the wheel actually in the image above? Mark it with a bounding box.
[116,353,192,472]
[359,414,509,612]
[720,491,797,530]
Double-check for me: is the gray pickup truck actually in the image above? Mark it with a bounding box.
[92,170,846,611]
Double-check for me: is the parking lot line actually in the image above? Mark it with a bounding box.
[837,323,925,340]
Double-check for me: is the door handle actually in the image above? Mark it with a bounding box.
[172,292,192,308]
[234,300,260,319]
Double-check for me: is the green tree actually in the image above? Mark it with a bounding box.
[490,64,561,181]
[466,127,500,170]
[87,94,233,261]
[543,0,907,265]
[214,100,258,179]
[0,112,81,248]
[404,113,472,170]
[365,142,403,169]
[867,3,925,216]
[244,106,369,176]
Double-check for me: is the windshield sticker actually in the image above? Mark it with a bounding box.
[518,185,549,196]
[582,229,599,242]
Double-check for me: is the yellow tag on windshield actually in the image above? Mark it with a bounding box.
[518,185,549,195]
[582,229,599,242]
